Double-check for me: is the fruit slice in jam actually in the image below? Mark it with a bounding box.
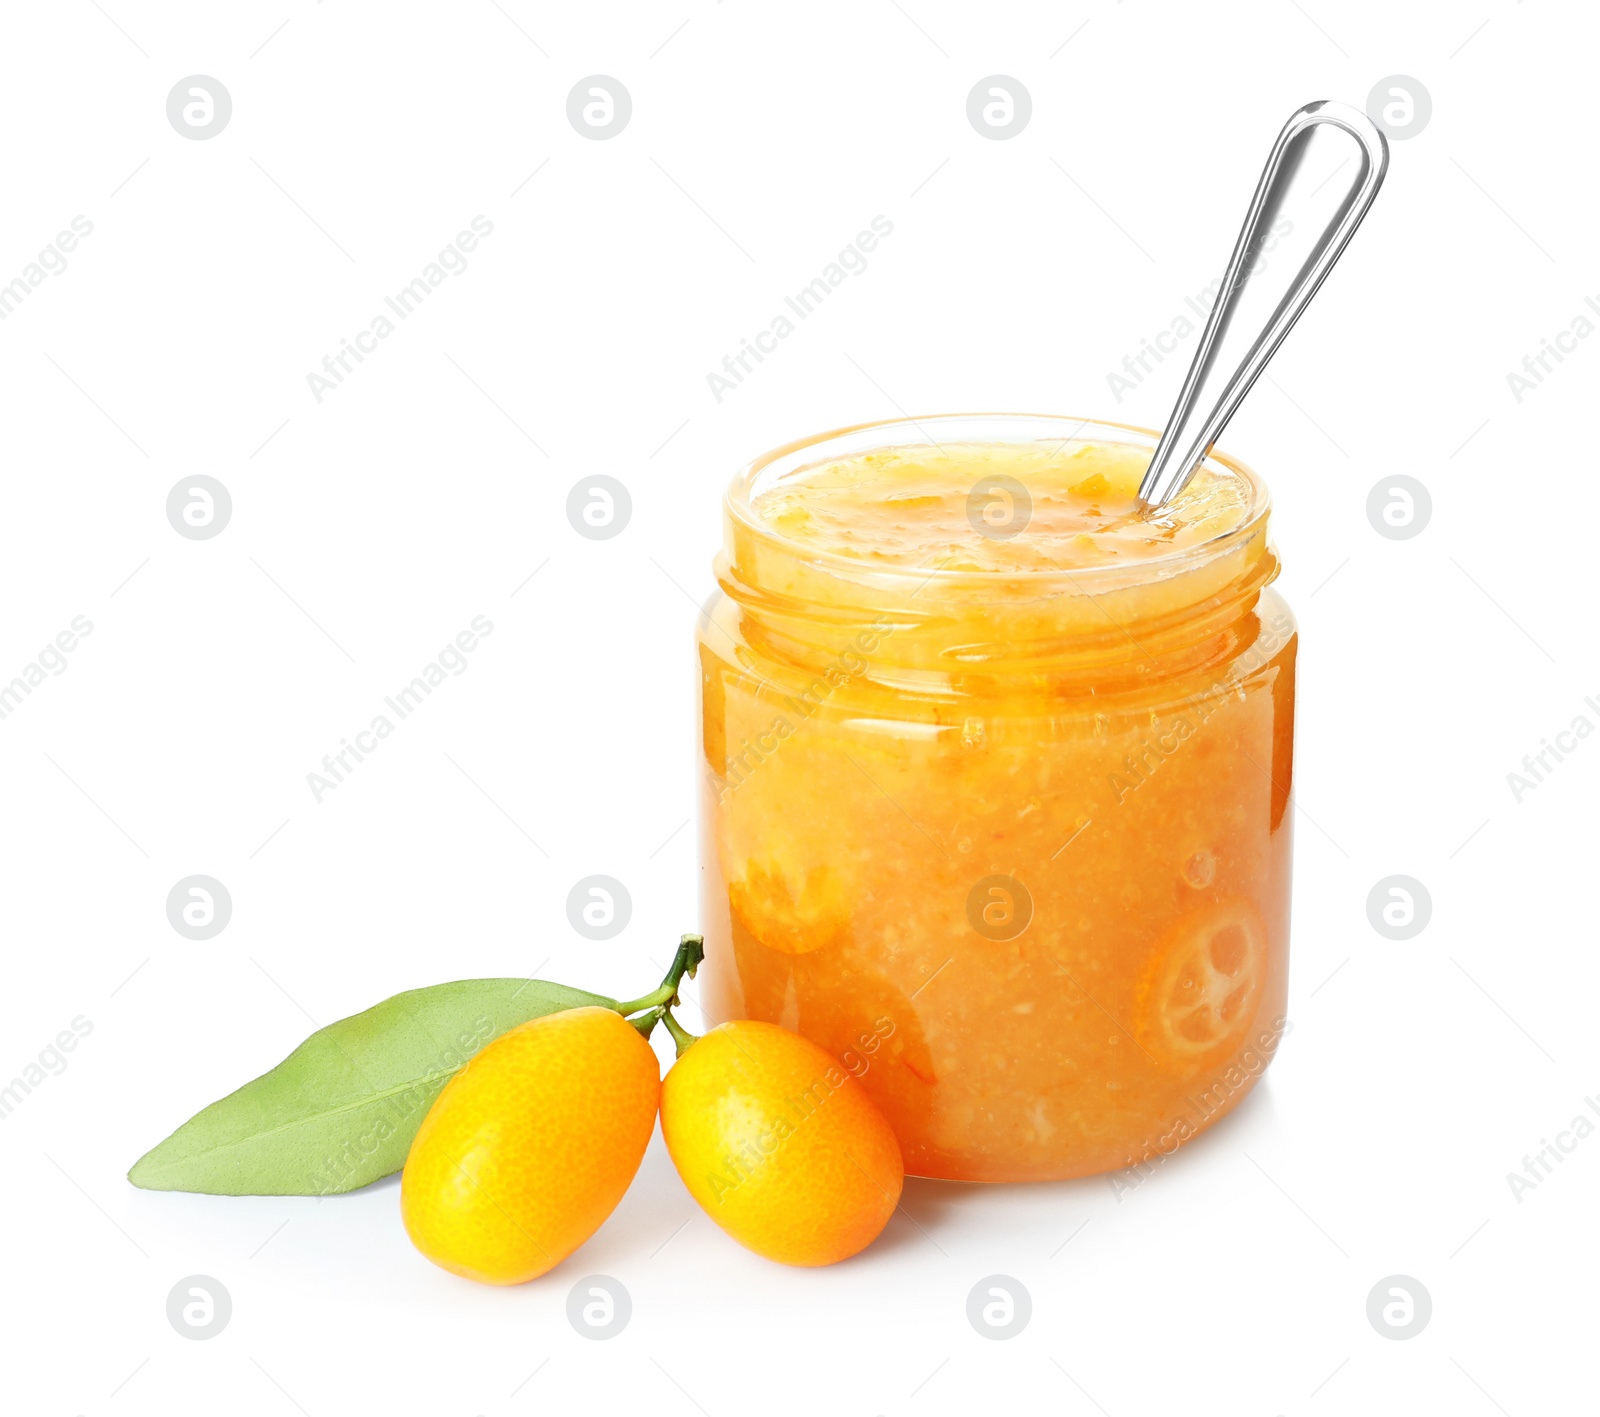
[728,859,850,956]
[1135,899,1267,1065]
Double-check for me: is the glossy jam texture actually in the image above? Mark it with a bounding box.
[699,433,1294,1183]
[751,439,1252,572]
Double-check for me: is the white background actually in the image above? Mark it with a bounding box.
[2,2,1595,1414]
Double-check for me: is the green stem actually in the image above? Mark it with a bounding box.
[629,1005,666,1040]
[658,1004,700,1059]
[613,934,705,1018]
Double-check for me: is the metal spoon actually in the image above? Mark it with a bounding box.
[1136,100,1389,510]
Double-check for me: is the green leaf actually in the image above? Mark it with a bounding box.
[128,978,616,1196]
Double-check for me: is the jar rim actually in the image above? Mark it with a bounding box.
[725,412,1271,594]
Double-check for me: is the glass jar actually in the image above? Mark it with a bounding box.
[696,414,1295,1183]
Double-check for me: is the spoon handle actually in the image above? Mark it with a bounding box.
[1136,100,1389,510]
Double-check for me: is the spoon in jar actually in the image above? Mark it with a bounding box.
[1135,100,1389,511]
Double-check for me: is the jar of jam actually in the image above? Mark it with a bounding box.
[697,414,1294,1182]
